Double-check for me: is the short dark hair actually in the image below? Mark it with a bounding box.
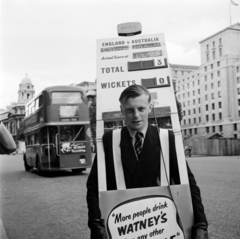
[119,84,151,104]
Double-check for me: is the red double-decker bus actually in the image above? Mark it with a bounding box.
[23,85,92,175]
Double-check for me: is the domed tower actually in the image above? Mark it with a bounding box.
[18,74,35,103]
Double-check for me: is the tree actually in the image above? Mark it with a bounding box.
[176,97,183,122]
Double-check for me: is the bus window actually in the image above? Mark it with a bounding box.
[52,92,83,104]
[41,126,58,144]
[39,95,43,107]
[60,125,85,142]
[35,98,39,111]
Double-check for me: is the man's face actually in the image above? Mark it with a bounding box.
[121,94,151,131]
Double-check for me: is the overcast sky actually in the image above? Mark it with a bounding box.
[0,0,240,109]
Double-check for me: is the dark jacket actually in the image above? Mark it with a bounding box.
[86,125,207,225]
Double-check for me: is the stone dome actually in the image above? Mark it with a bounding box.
[21,74,32,85]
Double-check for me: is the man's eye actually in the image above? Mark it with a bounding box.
[138,107,145,111]
[126,109,133,113]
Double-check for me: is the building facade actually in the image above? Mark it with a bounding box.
[176,23,240,138]
[0,75,35,152]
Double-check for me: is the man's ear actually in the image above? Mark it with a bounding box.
[148,103,152,114]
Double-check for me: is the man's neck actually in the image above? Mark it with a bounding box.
[127,123,148,138]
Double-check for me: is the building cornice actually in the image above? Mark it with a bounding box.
[199,23,240,44]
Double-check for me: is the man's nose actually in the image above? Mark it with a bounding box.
[133,109,140,118]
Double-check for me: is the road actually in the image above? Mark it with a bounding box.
[0,154,240,239]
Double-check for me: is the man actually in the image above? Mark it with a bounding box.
[86,84,208,239]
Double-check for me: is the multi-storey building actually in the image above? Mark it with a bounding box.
[0,75,35,152]
[176,23,240,138]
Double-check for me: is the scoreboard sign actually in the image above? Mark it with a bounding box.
[96,33,177,121]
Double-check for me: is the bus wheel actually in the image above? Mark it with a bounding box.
[36,160,43,176]
[72,169,85,174]
[23,155,33,172]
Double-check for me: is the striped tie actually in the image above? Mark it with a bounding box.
[134,131,143,159]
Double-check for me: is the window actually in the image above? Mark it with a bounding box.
[212,103,215,109]
[237,66,239,73]
[188,92,190,97]
[206,53,209,62]
[211,64,213,69]
[213,51,215,60]
[219,113,222,119]
[205,75,207,81]
[193,109,196,114]
[234,123,237,131]
[189,129,192,134]
[211,83,214,89]
[183,85,185,90]
[187,83,189,89]
[188,110,191,115]
[212,114,215,120]
[238,99,240,106]
[218,91,221,97]
[182,71,184,75]
[219,38,222,44]
[206,127,209,133]
[199,117,201,122]
[218,81,221,87]
[194,128,197,134]
[193,99,195,105]
[184,120,186,125]
[237,77,240,84]
[199,108,201,113]
[194,118,196,123]
[213,126,215,133]
[219,125,223,131]
[183,102,185,107]
[205,85,208,91]
[205,95,208,100]
[193,90,195,96]
[184,129,187,135]
[206,44,209,50]
[213,41,215,47]
[183,93,185,98]
[198,80,200,85]
[175,70,178,75]
[217,61,220,67]
[238,88,240,94]
[212,93,214,99]
[198,98,201,103]
[189,119,191,124]
[219,48,222,57]
[205,66,207,72]
[219,102,222,108]
[183,111,185,116]
[206,105,209,111]
[206,115,209,121]
[211,73,214,79]
[198,89,200,94]
[193,82,195,87]
[217,71,220,77]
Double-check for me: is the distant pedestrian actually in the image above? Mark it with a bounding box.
[0,121,16,154]
[189,146,192,157]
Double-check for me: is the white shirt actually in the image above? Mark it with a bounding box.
[127,123,148,147]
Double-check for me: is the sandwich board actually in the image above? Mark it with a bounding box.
[96,26,194,239]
